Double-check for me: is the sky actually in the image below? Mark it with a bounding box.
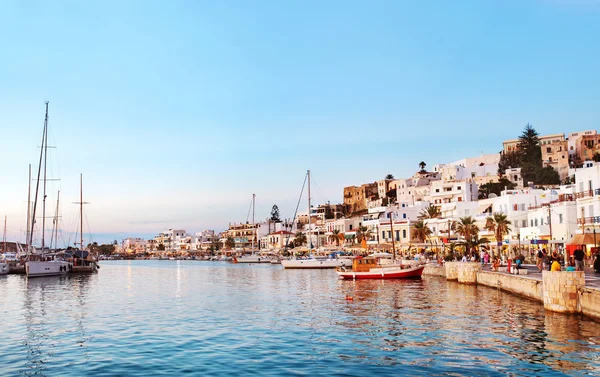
[1,0,599,245]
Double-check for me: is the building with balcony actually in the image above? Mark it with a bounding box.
[429,179,478,205]
[576,134,600,163]
[502,133,565,153]
[541,140,569,181]
[568,130,597,158]
[504,168,524,188]
[574,163,600,230]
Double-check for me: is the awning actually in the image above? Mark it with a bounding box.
[344,234,356,239]
[566,233,597,245]
[477,203,492,214]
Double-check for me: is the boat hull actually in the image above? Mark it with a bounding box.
[281,259,352,269]
[234,256,272,263]
[336,265,425,279]
[26,261,72,277]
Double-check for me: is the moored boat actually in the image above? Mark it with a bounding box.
[335,256,424,280]
[281,257,352,269]
[26,259,72,277]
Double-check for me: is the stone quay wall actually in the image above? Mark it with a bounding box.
[581,287,600,319]
[476,271,543,302]
[457,263,481,284]
[445,262,458,280]
[423,265,446,277]
[542,271,585,314]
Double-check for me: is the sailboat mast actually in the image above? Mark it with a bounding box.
[41,102,49,251]
[26,164,31,256]
[80,174,83,250]
[29,102,48,253]
[51,191,60,250]
[307,170,311,252]
[3,215,6,253]
[252,193,255,250]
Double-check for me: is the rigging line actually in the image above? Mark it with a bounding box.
[246,197,253,224]
[285,172,308,248]
[309,175,328,205]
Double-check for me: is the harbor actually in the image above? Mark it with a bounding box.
[1,260,599,376]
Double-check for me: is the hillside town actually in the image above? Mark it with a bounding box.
[117,126,600,261]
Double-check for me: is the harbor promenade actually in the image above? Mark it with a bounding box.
[424,263,600,320]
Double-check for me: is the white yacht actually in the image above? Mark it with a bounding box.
[281,257,352,269]
[26,259,72,277]
[234,254,271,263]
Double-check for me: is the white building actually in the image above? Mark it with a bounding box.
[574,162,600,231]
[568,130,597,157]
[430,179,478,205]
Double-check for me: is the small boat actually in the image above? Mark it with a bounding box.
[335,256,424,280]
[0,262,8,275]
[270,258,281,265]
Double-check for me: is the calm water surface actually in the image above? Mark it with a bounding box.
[1,261,599,376]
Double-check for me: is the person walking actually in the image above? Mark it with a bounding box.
[573,247,585,272]
[542,248,549,271]
[536,248,543,272]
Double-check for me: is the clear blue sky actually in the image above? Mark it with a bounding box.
[1,0,599,244]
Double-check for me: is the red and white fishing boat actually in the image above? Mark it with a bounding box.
[335,255,424,280]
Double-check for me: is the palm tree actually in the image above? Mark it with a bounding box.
[413,220,432,243]
[356,226,372,244]
[419,161,427,172]
[225,236,235,250]
[294,231,307,247]
[385,174,394,180]
[418,204,441,220]
[332,229,341,246]
[456,216,480,254]
[485,212,512,257]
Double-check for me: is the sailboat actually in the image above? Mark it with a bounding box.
[26,102,73,277]
[233,194,270,263]
[71,174,98,273]
[0,216,9,275]
[281,170,352,269]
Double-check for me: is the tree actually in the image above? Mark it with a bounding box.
[332,229,341,247]
[419,161,427,172]
[385,188,397,204]
[485,213,511,257]
[413,220,431,243]
[157,243,165,251]
[385,174,394,180]
[536,166,560,185]
[225,237,235,250]
[478,178,517,199]
[270,205,281,222]
[294,231,307,247]
[498,151,522,176]
[418,204,441,220]
[518,123,541,165]
[456,216,480,253]
[356,226,372,244]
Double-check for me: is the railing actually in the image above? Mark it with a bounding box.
[577,216,600,224]
[575,190,594,199]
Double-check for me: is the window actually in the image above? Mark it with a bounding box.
[402,213,406,219]
[395,231,400,241]
[457,186,461,190]
[349,224,353,230]
[535,218,538,226]
[547,147,551,153]
[402,229,407,238]
[382,231,385,240]
[530,219,533,227]
[471,172,476,178]
[520,204,525,211]
[387,231,392,239]
[522,220,527,227]
[436,189,440,192]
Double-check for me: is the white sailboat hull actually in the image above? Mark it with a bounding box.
[235,255,271,263]
[26,261,72,277]
[0,262,9,275]
[281,258,352,269]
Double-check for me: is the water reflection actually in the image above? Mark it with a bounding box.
[2,262,599,376]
